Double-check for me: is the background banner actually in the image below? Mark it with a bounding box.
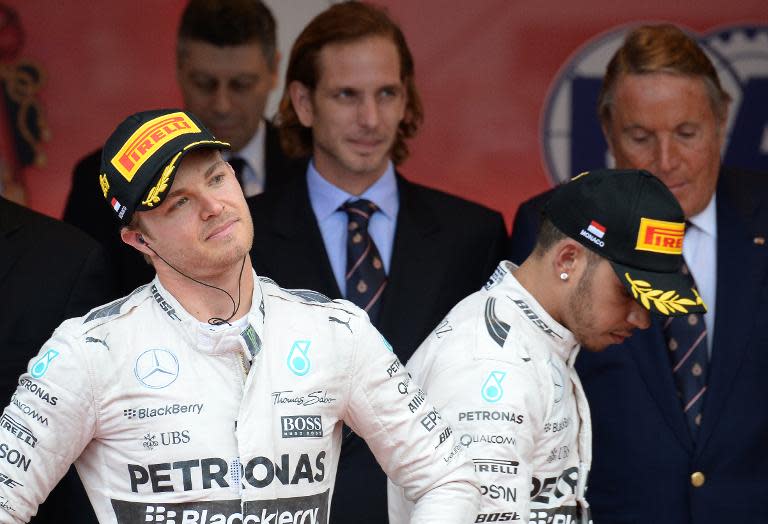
[2,0,765,226]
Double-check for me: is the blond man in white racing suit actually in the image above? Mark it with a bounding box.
[0,109,479,523]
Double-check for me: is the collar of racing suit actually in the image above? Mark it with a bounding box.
[493,261,581,367]
[149,270,266,364]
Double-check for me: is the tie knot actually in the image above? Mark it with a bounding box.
[341,199,378,227]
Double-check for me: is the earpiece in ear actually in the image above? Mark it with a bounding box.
[138,235,146,245]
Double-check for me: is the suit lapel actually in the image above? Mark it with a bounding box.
[628,318,694,451]
[696,174,768,450]
[263,121,281,189]
[267,174,341,298]
[377,176,440,337]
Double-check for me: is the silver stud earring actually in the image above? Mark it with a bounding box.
[560,272,569,281]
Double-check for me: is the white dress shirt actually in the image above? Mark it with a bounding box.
[684,195,717,356]
[224,121,266,197]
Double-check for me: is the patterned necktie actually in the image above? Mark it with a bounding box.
[340,199,387,322]
[665,259,708,437]
[228,156,246,189]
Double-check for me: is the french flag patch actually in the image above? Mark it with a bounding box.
[587,220,606,238]
[111,197,122,213]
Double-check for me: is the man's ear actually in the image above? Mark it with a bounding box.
[601,118,617,157]
[120,227,152,256]
[552,239,586,280]
[289,81,314,128]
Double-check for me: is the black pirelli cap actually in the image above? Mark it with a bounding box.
[98,109,230,224]
[544,168,706,316]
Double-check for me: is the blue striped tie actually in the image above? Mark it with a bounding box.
[341,199,387,322]
[665,261,708,437]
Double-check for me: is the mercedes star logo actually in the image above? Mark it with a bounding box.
[134,349,179,389]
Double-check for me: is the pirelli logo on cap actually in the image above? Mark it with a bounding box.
[111,112,200,182]
[636,218,684,255]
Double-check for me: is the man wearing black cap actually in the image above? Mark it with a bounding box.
[389,169,705,524]
[0,109,480,523]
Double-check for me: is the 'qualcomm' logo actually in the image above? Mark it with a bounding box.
[481,371,506,403]
[134,349,179,389]
[287,340,311,376]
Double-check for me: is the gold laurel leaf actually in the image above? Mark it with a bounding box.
[660,290,676,301]
[656,302,669,315]
[669,302,688,313]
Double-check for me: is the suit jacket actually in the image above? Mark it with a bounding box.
[248,169,508,523]
[507,167,768,524]
[62,120,302,298]
[0,197,114,524]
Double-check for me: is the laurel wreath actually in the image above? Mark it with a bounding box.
[140,155,177,207]
[99,173,110,198]
[624,272,705,315]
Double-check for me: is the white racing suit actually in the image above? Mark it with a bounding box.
[389,261,593,524]
[0,272,479,523]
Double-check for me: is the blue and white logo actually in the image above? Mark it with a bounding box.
[30,349,59,379]
[134,349,179,389]
[287,340,311,376]
[541,24,767,184]
[380,334,393,353]
[481,371,506,403]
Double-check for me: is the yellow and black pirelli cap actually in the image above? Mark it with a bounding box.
[544,168,706,316]
[98,109,230,224]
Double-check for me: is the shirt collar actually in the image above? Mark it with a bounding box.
[688,193,717,238]
[307,160,398,221]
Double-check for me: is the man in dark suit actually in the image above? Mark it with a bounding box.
[248,3,507,523]
[63,0,301,297]
[0,195,113,523]
[509,24,768,523]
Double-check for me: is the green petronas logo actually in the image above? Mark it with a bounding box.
[481,370,506,403]
[287,340,311,376]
